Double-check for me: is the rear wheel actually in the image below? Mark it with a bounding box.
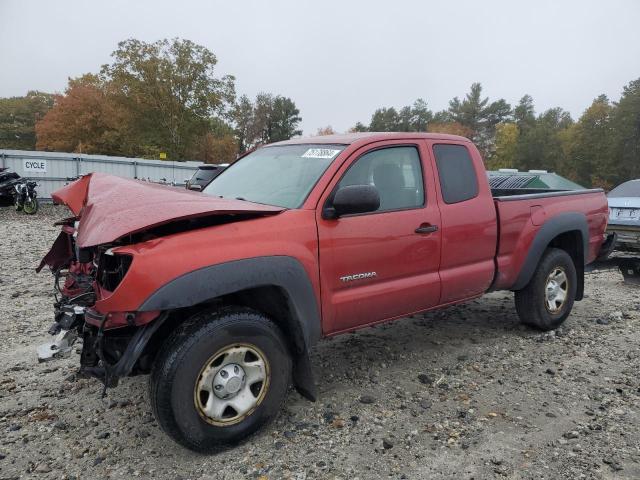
[150,307,291,452]
[515,248,577,331]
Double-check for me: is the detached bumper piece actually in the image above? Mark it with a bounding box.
[37,329,78,362]
[37,305,85,363]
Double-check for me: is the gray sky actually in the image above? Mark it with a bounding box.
[1,0,639,134]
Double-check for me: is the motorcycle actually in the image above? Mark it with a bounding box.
[14,180,39,214]
[0,167,21,205]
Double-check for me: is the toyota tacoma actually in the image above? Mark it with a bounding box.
[37,132,609,452]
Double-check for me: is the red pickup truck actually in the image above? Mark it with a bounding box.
[38,132,608,452]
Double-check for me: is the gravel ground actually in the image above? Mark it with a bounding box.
[0,204,639,480]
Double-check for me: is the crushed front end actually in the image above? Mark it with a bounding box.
[36,173,284,392]
[37,220,164,391]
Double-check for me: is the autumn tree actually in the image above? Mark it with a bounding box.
[315,125,335,136]
[36,75,124,154]
[190,133,238,164]
[102,38,235,159]
[0,91,54,150]
[188,117,238,163]
[427,121,474,138]
[487,123,519,170]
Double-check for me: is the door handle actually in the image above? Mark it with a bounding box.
[415,224,438,234]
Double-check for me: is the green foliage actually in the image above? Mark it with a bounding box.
[445,83,511,158]
[232,93,302,152]
[3,49,640,191]
[487,123,519,170]
[610,79,640,184]
[269,95,303,143]
[101,38,236,160]
[353,80,640,189]
[15,37,303,163]
[232,95,256,153]
[514,107,573,174]
[369,107,400,131]
[349,121,369,133]
[0,91,54,150]
[562,95,613,187]
[363,99,433,133]
[513,95,536,131]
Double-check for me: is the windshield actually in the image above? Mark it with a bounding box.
[609,180,640,198]
[203,144,345,208]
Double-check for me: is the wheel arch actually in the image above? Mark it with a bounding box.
[512,212,588,299]
[138,256,321,400]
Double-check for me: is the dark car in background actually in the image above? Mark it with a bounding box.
[186,164,228,191]
[606,179,640,252]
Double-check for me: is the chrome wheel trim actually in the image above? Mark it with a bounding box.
[544,267,568,314]
[194,344,270,426]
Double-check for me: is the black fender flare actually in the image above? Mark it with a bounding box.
[512,212,588,292]
[138,256,321,400]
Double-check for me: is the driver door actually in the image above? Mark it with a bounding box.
[316,141,442,334]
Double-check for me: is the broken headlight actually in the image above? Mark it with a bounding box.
[97,250,133,291]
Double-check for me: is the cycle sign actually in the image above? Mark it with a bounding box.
[23,159,47,173]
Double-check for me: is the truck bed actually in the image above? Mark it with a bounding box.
[491,188,608,290]
[491,188,601,198]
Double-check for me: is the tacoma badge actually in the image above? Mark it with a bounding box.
[340,272,377,282]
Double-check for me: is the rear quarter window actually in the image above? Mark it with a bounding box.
[433,144,479,204]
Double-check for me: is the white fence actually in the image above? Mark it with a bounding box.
[0,150,204,200]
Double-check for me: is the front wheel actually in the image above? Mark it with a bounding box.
[150,307,292,452]
[515,248,577,331]
[23,197,38,214]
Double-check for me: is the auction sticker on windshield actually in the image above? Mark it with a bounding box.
[302,148,341,159]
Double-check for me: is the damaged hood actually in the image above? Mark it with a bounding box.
[53,173,284,248]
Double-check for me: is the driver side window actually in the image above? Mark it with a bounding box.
[338,146,424,212]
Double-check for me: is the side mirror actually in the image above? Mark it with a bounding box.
[327,184,380,218]
[188,184,203,192]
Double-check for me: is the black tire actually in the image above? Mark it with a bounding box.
[23,197,38,214]
[515,248,577,331]
[150,307,292,452]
